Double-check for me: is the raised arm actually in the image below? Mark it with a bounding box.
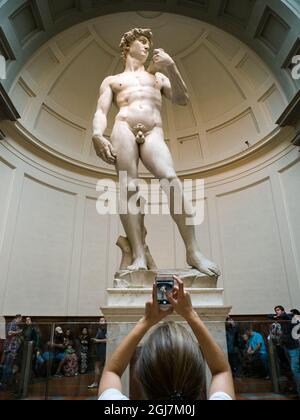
[92,76,117,165]
[99,285,172,397]
[168,276,235,400]
[151,49,189,106]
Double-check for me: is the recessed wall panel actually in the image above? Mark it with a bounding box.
[0,159,15,252]
[217,179,291,314]
[4,176,76,315]
[77,197,111,315]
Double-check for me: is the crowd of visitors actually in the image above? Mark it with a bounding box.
[0,303,299,399]
[226,306,300,397]
[0,316,107,391]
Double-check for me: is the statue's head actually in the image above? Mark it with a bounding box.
[120,28,153,64]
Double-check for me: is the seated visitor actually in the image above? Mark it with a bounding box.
[244,327,269,379]
[64,329,74,346]
[63,342,79,377]
[40,327,66,377]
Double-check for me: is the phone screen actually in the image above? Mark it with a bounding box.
[156,277,174,306]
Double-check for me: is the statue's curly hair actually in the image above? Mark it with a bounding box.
[119,28,153,62]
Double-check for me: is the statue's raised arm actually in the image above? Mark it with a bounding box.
[149,48,189,106]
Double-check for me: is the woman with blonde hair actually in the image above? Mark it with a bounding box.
[98,276,235,401]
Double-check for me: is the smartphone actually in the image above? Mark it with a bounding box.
[156,276,174,308]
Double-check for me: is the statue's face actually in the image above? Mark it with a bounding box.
[128,36,150,63]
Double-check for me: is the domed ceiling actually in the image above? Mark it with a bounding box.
[10,12,288,176]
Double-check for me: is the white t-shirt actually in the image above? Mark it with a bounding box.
[99,389,232,401]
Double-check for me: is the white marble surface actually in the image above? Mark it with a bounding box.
[107,287,224,307]
[114,269,218,289]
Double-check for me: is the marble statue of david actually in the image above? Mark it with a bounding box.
[92,28,220,278]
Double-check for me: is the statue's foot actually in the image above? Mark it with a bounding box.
[187,250,221,277]
[127,257,148,272]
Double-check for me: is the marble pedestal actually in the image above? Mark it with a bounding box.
[101,269,231,397]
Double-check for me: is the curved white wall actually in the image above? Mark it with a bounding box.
[9,13,288,176]
[0,123,299,316]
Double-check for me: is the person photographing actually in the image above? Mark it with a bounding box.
[98,276,235,401]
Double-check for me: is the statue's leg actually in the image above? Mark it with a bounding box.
[140,127,221,277]
[141,214,158,270]
[116,236,133,271]
[111,122,147,271]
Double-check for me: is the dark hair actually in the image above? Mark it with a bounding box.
[65,329,73,338]
[136,322,205,400]
[274,306,285,313]
[291,309,300,316]
[99,317,107,333]
[15,314,22,319]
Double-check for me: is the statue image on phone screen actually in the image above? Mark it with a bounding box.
[156,277,174,307]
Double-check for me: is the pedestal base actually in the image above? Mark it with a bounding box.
[114,268,218,289]
[107,287,224,307]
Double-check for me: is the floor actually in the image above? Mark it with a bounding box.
[0,375,298,401]
[237,393,298,400]
[0,374,99,400]
[234,377,298,401]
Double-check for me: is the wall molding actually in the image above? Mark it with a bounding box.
[277,90,300,127]
[0,82,20,121]
[277,90,300,146]
[6,120,294,179]
[0,120,297,197]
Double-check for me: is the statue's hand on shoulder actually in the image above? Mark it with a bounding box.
[92,135,117,165]
[151,48,175,72]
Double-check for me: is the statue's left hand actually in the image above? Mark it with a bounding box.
[152,48,175,71]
